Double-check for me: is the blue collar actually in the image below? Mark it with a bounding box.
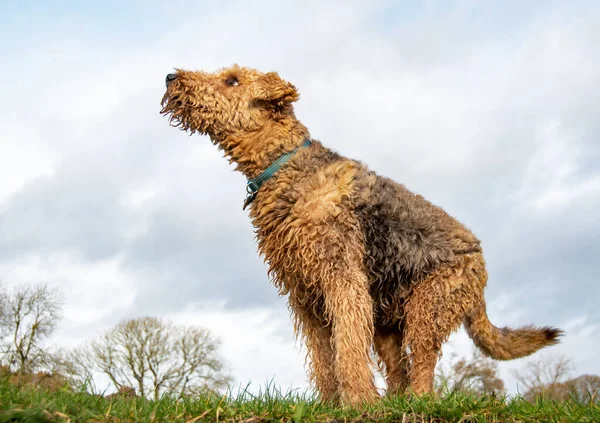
[243,138,312,210]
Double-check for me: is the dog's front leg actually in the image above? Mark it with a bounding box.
[374,325,410,396]
[321,266,379,406]
[288,298,340,404]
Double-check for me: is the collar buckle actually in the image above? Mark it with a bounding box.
[246,180,260,195]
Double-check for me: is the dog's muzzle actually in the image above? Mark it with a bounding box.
[165,73,177,88]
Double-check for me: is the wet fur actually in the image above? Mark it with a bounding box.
[160,65,563,406]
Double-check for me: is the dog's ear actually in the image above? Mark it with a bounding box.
[251,72,299,104]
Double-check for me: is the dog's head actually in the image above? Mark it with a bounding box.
[160,65,300,141]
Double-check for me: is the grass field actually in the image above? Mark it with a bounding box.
[1,377,599,423]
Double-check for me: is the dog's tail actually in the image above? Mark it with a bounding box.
[463,301,563,360]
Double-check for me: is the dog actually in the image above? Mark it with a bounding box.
[160,64,562,406]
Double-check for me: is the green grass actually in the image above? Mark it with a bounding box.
[1,378,599,423]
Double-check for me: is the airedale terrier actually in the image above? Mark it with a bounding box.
[160,65,562,406]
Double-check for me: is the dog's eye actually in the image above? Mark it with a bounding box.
[225,76,239,87]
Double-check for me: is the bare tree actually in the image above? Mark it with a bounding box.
[0,283,63,374]
[435,348,505,396]
[76,317,231,400]
[51,345,98,393]
[561,374,600,403]
[512,354,573,401]
[513,355,600,402]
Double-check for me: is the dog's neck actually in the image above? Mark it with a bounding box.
[215,118,310,179]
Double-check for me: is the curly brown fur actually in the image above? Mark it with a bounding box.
[374,325,410,395]
[160,65,563,406]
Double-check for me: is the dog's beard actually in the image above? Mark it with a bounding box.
[160,93,212,135]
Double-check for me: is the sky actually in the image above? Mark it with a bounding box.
[0,0,598,396]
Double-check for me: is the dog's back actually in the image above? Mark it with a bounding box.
[353,168,481,285]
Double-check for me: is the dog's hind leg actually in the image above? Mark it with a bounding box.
[402,255,482,395]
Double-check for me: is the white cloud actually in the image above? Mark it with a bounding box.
[0,134,56,199]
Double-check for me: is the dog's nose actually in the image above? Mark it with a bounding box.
[165,73,177,87]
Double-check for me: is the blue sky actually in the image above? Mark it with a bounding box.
[3,0,585,56]
[0,0,598,397]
